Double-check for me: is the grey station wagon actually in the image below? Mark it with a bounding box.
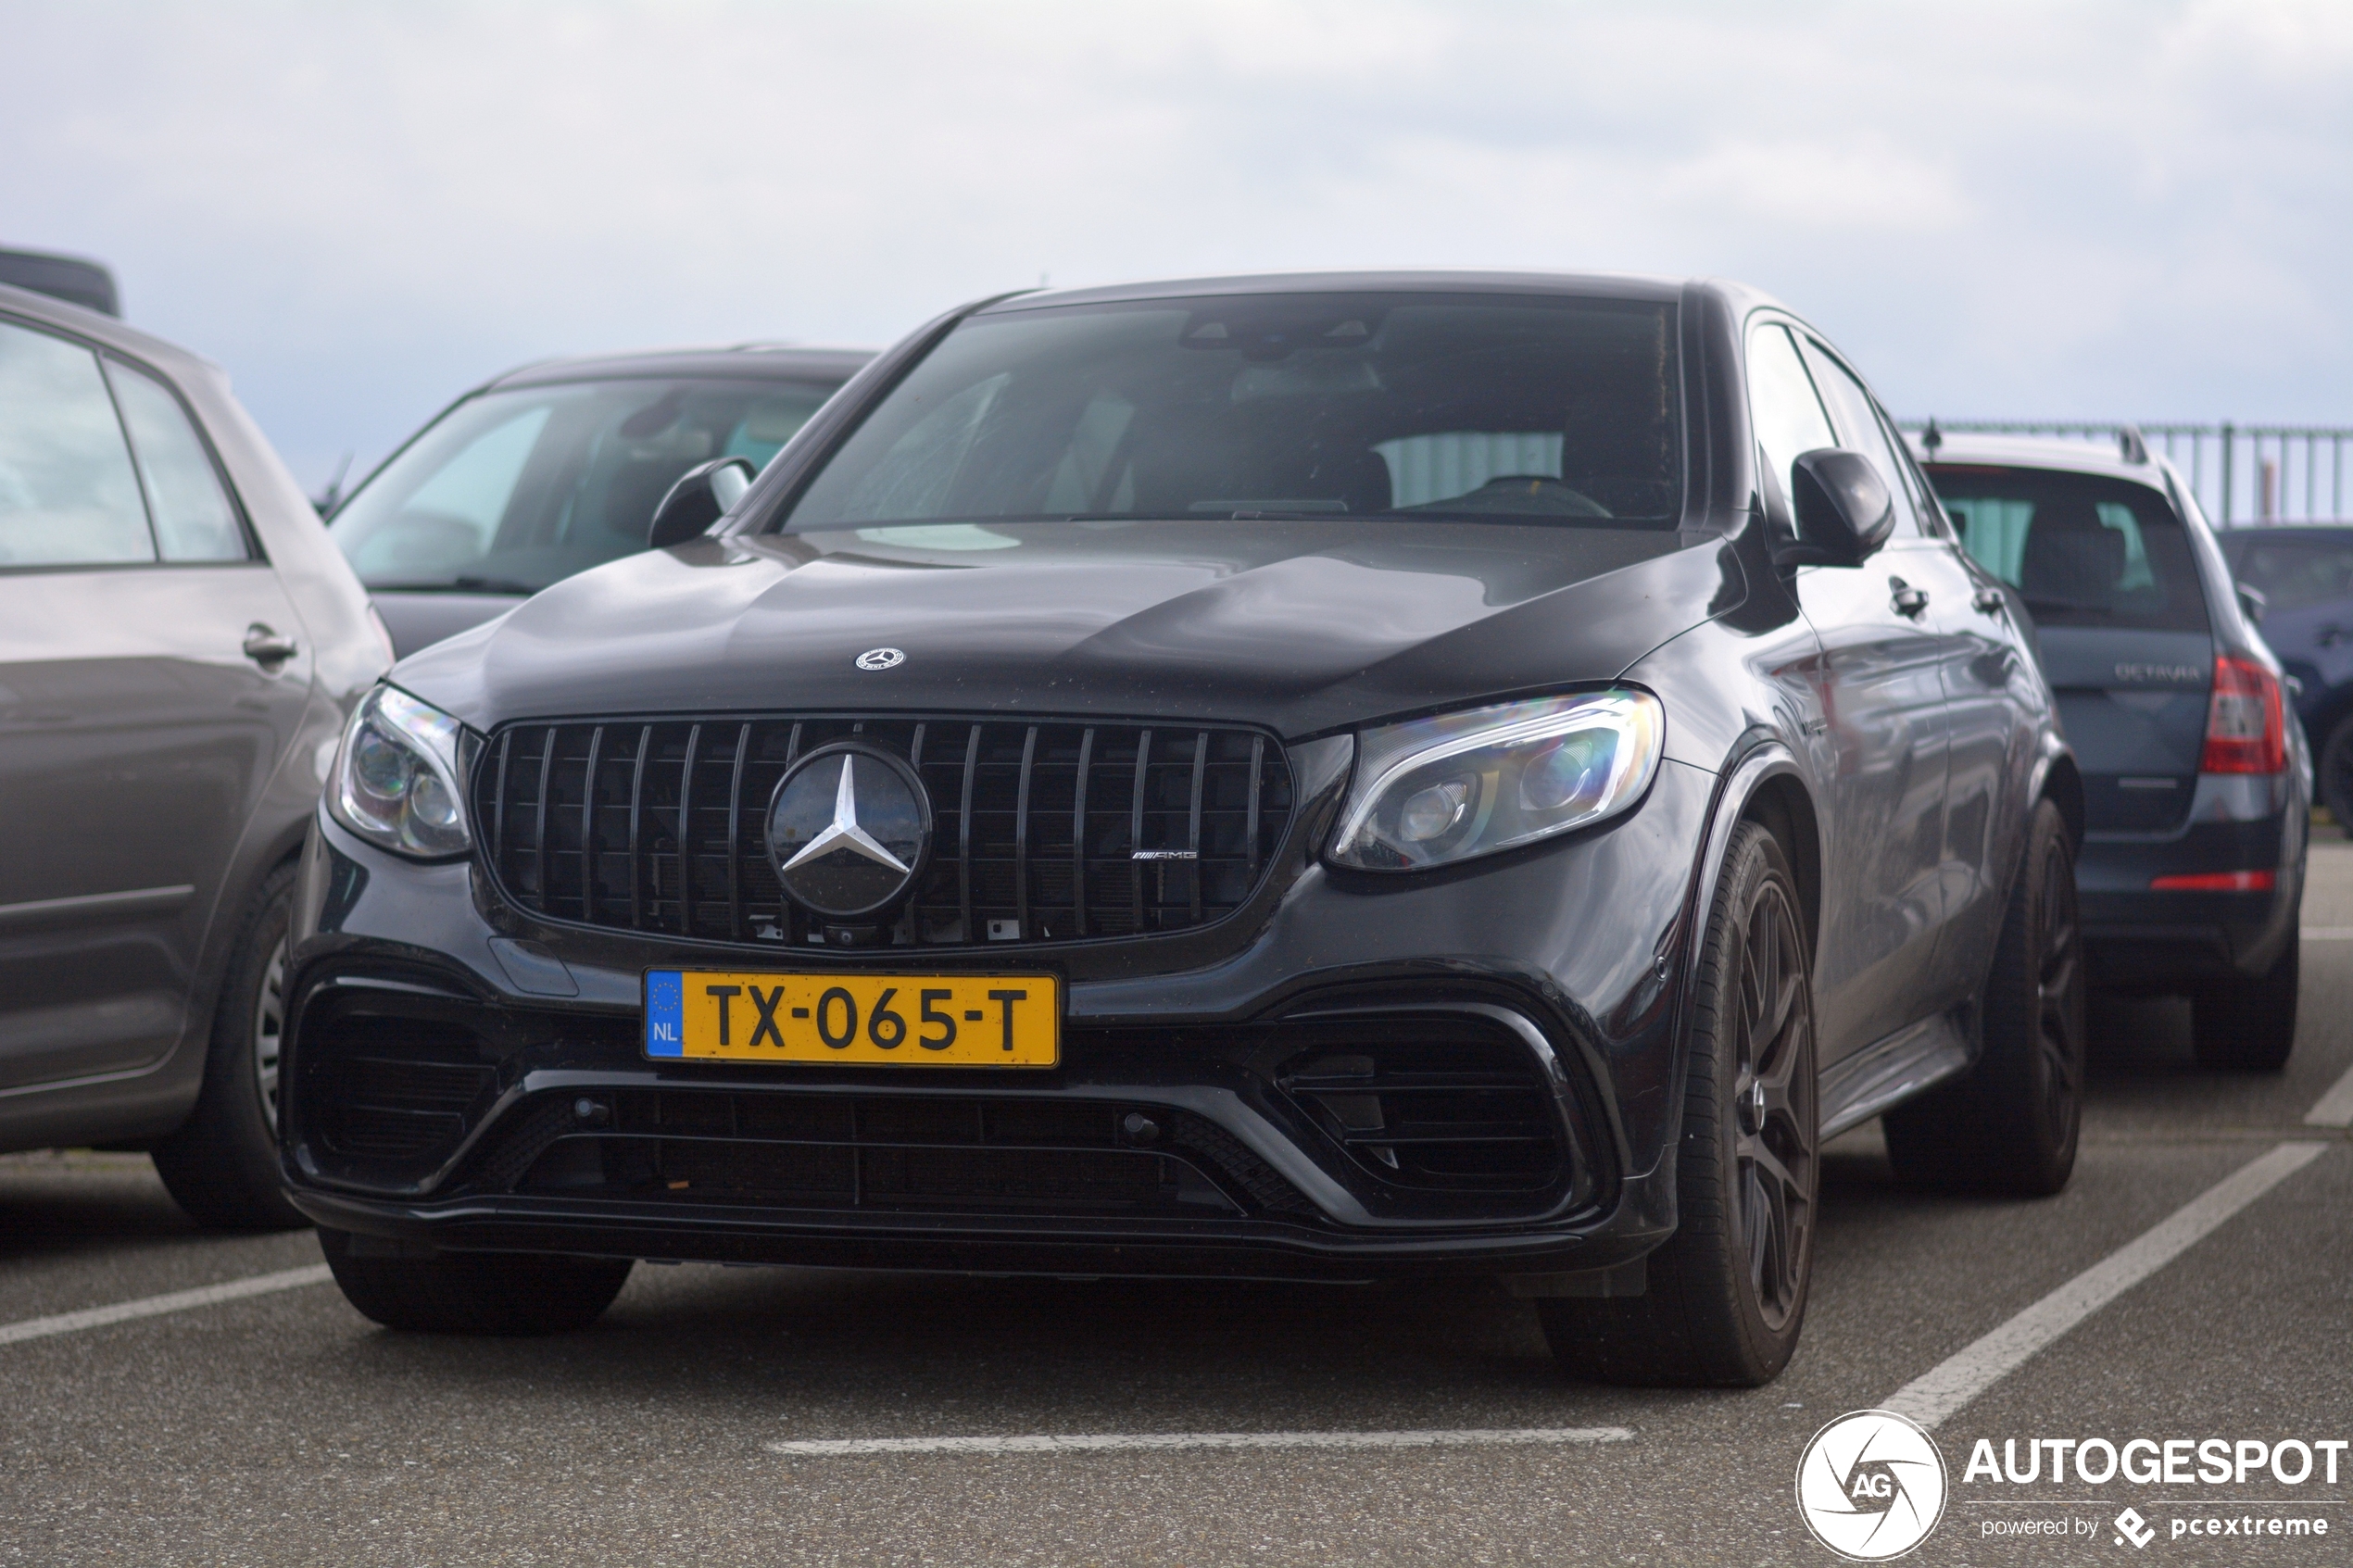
[0,282,388,1226]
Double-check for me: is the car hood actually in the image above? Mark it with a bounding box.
[393,518,1738,738]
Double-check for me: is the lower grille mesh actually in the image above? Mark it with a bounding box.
[491,1090,1310,1218]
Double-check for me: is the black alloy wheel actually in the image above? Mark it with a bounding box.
[1731,863,1818,1334]
[152,861,311,1232]
[1885,798,2085,1197]
[1541,820,1818,1386]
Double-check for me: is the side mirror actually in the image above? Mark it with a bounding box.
[1773,448,1895,568]
[2236,581,2269,624]
[648,457,755,549]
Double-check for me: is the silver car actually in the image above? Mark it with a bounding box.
[0,281,388,1226]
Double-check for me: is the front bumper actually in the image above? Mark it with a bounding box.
[281,757,1717,1281]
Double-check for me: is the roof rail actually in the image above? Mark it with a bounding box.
[2118,425,2150,465]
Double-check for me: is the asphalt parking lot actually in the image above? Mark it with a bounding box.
[6,837,2350,1567]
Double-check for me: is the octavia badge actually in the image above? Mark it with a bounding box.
[854,647,905,671]
[765,743,932,921]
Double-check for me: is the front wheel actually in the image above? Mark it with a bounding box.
[321,1229,635,1335]
[1541,820,1819,1386]
[152,862,308,1232]
[1884,797,2084,1197]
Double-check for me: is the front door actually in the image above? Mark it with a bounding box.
[1749,320,1953,1061]
[0,317,310,1089]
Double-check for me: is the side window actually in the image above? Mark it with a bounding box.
[1796,337,1923,536]
[1744,322,1835,517]
[0,319,157,568]
[106,359,250,562]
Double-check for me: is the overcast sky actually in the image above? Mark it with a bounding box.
[6,0,2350,490]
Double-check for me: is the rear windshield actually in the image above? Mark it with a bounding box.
[783,294,1682,532]
[1924,466,2208,633]
[2224,532,2353,613]
[331,377,842,594]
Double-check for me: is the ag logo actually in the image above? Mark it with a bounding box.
[1795,1410,1947,1561]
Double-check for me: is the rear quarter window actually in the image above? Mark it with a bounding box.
[1924,466,2209,633]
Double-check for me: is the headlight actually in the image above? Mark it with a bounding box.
[328,684,472,858]
[1327,691,1664,871]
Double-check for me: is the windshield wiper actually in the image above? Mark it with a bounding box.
[2020,593,2109,616]
[368,575,540,596]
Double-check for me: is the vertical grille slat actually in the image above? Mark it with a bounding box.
[1128,729,1151,932]
[491,731,511,865]
[627,724,651,930]
[579,726,604,924]
[1013,725,1038,938]
[533,729,555,910]
[1071,727,1094,939]
[957,725,980,944]
[475,713,1290,950]
[726,721,750,942]
[676,723,703,938]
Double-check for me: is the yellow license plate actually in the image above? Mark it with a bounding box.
[643,970,1060,1067]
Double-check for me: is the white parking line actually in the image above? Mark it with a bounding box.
[2307,1061,2353,1128]
[1881,1142,2329,1429]
[767,1425,1633,1458]
[0,1263,333,1348]
[2301,927,2353,941]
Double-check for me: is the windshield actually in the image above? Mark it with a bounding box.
[331,377,840,593]
[1926,466,2209,633]
[2225,531,2353,613]
[783,294,1682,532]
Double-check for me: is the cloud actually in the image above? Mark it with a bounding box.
[3,0,2349,486]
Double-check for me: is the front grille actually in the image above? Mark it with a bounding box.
[472,716,1293,947]
[493,1089,1303,1217]
[1277,1039,1565,1191]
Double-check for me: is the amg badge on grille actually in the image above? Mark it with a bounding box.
[765,743,933,921]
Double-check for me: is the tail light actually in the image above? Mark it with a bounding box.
[2199,655,2286,774]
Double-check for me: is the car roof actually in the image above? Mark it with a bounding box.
[0,279,224,384]
[975,269,1741,314]
[1915,432,2180,495]
[486,344,875,390]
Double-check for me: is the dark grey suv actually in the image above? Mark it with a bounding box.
[0,282,389,1226]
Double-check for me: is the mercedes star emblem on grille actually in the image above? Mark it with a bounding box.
[854,646,905,671]
[765,743,932,921]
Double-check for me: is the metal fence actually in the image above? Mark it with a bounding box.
[1894,420,2353,528]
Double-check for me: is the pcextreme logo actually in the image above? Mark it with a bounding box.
[1796,1409,1950,1561]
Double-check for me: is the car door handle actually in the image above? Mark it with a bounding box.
[1889,579,1930,619]
[242,623,298,666]
[1973,585,2007,616]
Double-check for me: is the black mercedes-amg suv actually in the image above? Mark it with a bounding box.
[283,272,2081,1386]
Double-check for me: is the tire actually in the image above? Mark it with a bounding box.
[151,861,309,1231]
[320,1229,635,1335]
[2192,930,2298,1073]
[2319,712,2353,834]
[1540,821,1818,1387]
[1883,798,2084,1198]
